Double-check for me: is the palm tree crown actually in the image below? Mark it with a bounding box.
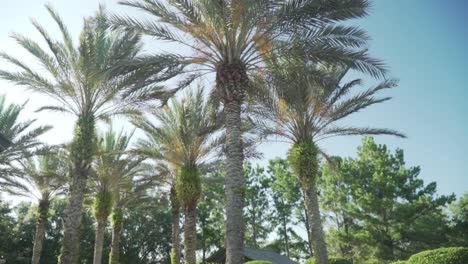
[1,150,67,264]
[255,58,405,149]
[111,0,386,100]
[0,5,151,121]
[0,95,50,185]
[134,88,220,172]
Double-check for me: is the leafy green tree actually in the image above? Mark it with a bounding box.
[0,6,153,262]
[197,165,226,263]
[321,137,455,263]
[111,1,385,262]
[0,199,105,264]
[1,151,67,264]
[120,195,172,264]
[449,193,468,246]
[0,95,50,184]
[135,88,219,264]
[0,198,16,262]
[320,157,356,260]
[266,158,305,259]
[254,57,403,263]
[244,162,271,248]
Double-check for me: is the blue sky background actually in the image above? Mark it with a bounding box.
[0,0,466,201]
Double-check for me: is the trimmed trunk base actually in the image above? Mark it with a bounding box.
[184,206,197,264]
[32,199,49,264]
[93,218,107,264]
[109,210,122,264]
[304,183,328,264]
[171,187,181,264]
[59,176,86,264]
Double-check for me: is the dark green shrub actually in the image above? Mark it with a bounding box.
[245,261,272,264]
[407,247,468,264]
[305,257,351,264]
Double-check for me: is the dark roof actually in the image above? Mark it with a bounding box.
[206,248,297,264]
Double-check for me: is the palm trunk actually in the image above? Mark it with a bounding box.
[93,190,112,264]
[170,186,181,264]
[31,199,49,264]
[93,218,107,264]
[184,206,197,264]
[303,182,328,264]
[217,63,247,264]
[302,191,313,256]
[60,116,96,264]
[60,173,86,264]
[109,207,123,264]
[224,99,245,264]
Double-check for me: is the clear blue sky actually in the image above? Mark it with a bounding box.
[0,0,466,200]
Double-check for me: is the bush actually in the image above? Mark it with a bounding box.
[407,247,468,264]
[245,261,272,264]
[391,261,408,264]
[304,257,351,264]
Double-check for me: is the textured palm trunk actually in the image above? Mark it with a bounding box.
[184,206,197,264]
[31,199,49,264]
[60,173,86,264]
[109,207,123,264]
[93,218,107,264]
[302,190,314,256]
[217,64,247,264]
[303,182,328,264]
[60,116,95,264]
[170,187,181,264]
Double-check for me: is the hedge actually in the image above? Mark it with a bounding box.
[304,257,351,264]
[407,247,468,264]
[244,261,272,264]
[391,261,408,264]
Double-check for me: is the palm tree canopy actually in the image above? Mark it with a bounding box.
[0,95,51,184]
[92,127,160,207]
[1,150,67,202]
[110,0,387,100]
[253,55,405,149]
[134,87,220,171]
[0,5,153,121]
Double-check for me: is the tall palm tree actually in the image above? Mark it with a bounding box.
[107,157,161,264]
[0,6,153,263]
[253,56,405,264]
[111,2,385,262]
[91,128,146,264]
[0,95,50,184]
[134,88,220,264]
[1,150,67,264]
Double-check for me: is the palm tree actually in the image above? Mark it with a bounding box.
[253,56,405,264]
[107,158,160,264]
[134,88,219,264]
[111,2,385,261]
[0,6,154,262]
[0,95,50,184]
[1,150,67,264]
[91,128,147,264]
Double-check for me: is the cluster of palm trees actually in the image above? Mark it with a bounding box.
[0,1,404,264]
